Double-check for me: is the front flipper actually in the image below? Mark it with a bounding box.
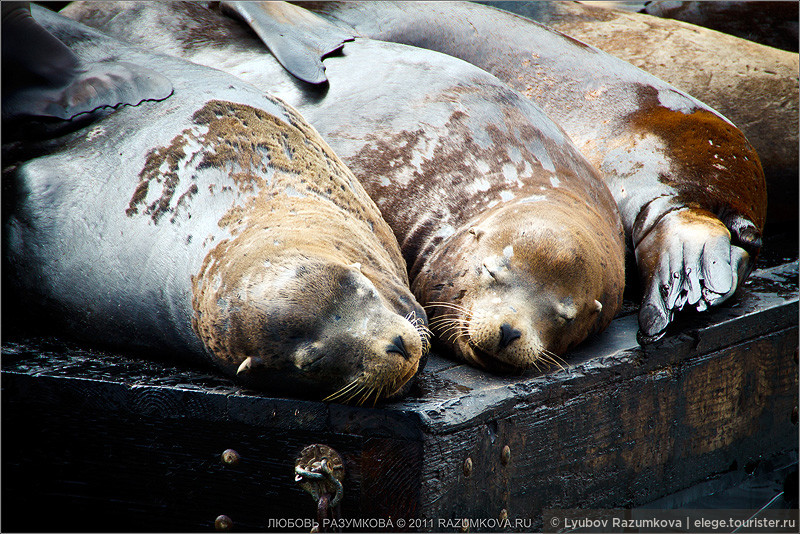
[220,1,355,84]
[636,208,756,344]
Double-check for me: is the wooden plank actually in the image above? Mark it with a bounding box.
[418,326,798,525]
[1,261,796,529]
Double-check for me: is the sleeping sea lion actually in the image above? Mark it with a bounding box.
[2,5,428,403]
[63,1,627,372]
[291,0,769,343]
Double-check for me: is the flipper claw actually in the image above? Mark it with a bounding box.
[635,208,758,345]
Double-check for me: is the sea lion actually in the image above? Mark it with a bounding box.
[642,1,799,53]
[479,0,798,232]
[2,5,428,404]
[64,1,626,372]
[291,0,769,343]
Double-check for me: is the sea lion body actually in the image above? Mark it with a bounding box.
[3,6,427,403]
[481,0,797,232]
[643,1,799,53]
[297,0,769,343]
[64,1,626,372]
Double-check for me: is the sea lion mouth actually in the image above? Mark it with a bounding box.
[467,343,521,375]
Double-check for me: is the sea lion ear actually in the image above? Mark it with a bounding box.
[468,227,485,240]
[236,356,265,375]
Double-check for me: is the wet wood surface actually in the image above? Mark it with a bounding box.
[2,260,797,531]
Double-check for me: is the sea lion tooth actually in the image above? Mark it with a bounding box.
[593,300,603,314]
[236,356,263,375]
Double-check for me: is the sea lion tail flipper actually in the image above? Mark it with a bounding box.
[3,3,174,122]
[4,60,174,121]
[219,1,355,84]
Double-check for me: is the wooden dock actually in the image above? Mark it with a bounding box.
[2,258,797,531]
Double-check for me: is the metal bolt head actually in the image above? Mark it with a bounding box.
[463,457,473,477]
[499,509,508,522]
[215,515,233,531]
[221,449,240,467]
[501,445,511,465]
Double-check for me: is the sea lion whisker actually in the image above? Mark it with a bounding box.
[371,385,384,407]
[446,324,468,343]
[323,377,362,402]
[429,315,464,327]
[541,349,568,370]
[435,319,464,340]
[429,312,465,321]
[343,383,368,405]
[428,305,471,317]
[417,328,432,353]
[356,385,374,406]
[328,373,369,401]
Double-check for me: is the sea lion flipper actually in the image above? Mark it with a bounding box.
[220,0,355,84]
[4,60,174,121]
[635,208,755,343]
[3,3,174,121]
[2,2,80,89]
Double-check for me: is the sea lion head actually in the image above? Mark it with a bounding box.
[415,198,624,372]
[193,243,429,405]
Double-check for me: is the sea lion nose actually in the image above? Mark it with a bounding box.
[387,335,412,360]
[498,323,522,350]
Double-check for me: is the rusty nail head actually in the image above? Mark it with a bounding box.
[215,515,233,531]
[463,457,473,477]
[499,509,508,522]
[501,445,511,465]
[221,449,240,466]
